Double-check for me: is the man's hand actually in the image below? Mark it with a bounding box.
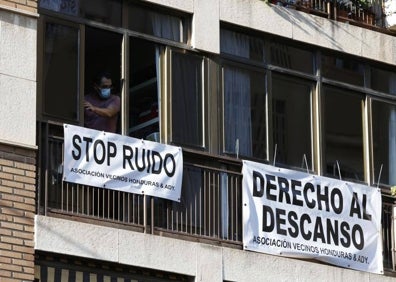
[84,101,95,112]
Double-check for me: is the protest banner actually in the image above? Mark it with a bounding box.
[243,160,383,274]
[63,124,183,202]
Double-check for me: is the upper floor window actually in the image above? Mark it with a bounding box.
[371,67,396,95]
[269,42,314,74]
[220,28,265,63]
[39,0,123,26]
[128,2,190,43]
[322,54,365,86]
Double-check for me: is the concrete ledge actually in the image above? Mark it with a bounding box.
[35,215,395,282]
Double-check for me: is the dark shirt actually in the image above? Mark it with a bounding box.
[84,93,120,133]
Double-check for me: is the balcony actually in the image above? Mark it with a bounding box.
[270,0,396,35]
[37,121,396,274]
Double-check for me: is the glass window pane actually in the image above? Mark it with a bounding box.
[80,0,122,26]
[272,74,312,169]
[39,0,79,16]
[39,0,122,26]
[43,22,79,121]
[270,42,314,74]
[171,52,203,147]
[129,38,160,139]
[372,101,396,186]
[322,54,365,86]
[371,67,396,95]
[220,29,265,62]
[128,4,187,43]
[322,87,364,181]
[223,66,266,159]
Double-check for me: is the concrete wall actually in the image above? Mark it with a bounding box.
[0,7,37,148]
[143,0,396,65]
[218,0,396,65]
[35,216,395,282]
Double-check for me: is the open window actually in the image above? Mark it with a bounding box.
[84,26,122,133]
[129,38,161,140]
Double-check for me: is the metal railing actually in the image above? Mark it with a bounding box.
[37,122,242,244]
[272,0,391,33]
[37,121,396,270]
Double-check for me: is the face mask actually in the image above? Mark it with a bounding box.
[99,88,111,99]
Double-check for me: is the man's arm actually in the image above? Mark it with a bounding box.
[84,101,119,118]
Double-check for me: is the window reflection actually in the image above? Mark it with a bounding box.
[371,67,396,95]
[39,0,122,26]
[322,55,365,86]
[272,74,312,169]
[129,38,160,140]
[223,66,266,159]
[269,42,314,74]
[43,23,79,121]
[220,29,265,62]
[128,3,188,43]
[372,101,396,186]
[80,0,122,26]
[171,52,203,147]
[323,87,364,181]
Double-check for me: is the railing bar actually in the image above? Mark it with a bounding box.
[133,194,136,224]
[127,193,130,224]
[216,172,220,239]
[96,188,99,218]
[151,197,155,234]
[185,163,242,176]
[143,194,147,233]
[76,185,79,214]
[194,181,197,235]
[203,170,206,236]
[71,183,75,213]
[230,176,234,241]
[207,171,210,236]
[66,181,69,213]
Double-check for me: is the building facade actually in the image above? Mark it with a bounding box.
[1,0,396,281]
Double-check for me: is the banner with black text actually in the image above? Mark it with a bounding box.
[63,124,183,202]
[242,160,383,274]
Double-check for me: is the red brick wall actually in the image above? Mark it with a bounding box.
[0,143,36,282]
[0,0,38,14]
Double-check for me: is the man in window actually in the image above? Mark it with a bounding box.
[84,71,121,133]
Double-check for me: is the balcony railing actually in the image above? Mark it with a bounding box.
[270,0,394,34]
[37,121,396,271]
[37,121,243,245]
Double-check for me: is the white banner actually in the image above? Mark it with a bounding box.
[63,124,183,202]
[242,160,383,274]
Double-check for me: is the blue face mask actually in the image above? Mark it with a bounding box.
[99,88,111,99]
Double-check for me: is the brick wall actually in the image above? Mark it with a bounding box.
[0,143,36,282]
[0,0,38,14]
